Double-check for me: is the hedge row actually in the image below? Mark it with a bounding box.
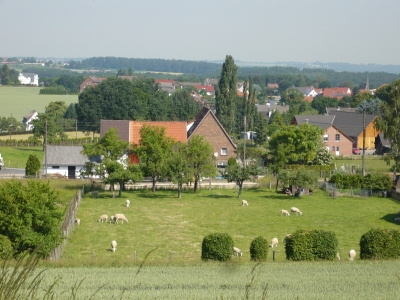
[329,173,392,190]
[360,229,400,259]
[39,87,68,95]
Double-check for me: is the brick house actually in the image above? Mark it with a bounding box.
[80,76,106,92]
[292,115,354,156]
[187,107,237,167]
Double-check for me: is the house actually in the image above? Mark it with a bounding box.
[187,107,237,167]
[325,107,357,114]
[80,76,106,92]
[292,115,354,156]
[43,146,89,179]
[155,79,180,95]
[18,73,39,86]
[194,85,215,96]
[375,133,391,155]
[288,86,319,97]
[267,83,279,89]
[22,110,38,131]
[256,103,289,120]
[204,78,218,86]
[326,110,379,150]
[321,87,351,99]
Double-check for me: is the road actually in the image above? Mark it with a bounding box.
[0,168,25,178]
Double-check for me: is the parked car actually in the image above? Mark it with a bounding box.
[352,148,361,155]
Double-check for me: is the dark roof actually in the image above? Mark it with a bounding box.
[293,115,335,130]
[327,110,377,137]
[326,107,357,113]
[22,110,37,120]
[187,107,236,149]
[44,146,88,165]
[377,133,391,148]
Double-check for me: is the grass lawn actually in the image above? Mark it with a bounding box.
[0,86,78,121]
[334,156,391,173]
[0,146,43,168]
[60,187,400,266]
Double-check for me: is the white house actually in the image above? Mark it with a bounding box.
[43,146,89,179]
[22,110,38,131]
[18,73,39,86]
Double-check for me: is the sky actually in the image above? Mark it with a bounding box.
[1,0,400,65]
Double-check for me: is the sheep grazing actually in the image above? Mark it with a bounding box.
[126,199,130,207]
[109,216,117,224]
[75,219,80,225]
[349,249,356,261]
[241,199,249,206]
[282,234,291,243]
[115,213,129,224]
[281,209,290,216]
[233,246,243,256]
[97,215,108,222]
[290,207,302,216]
[111,240,117,252]
[270,237,279,248]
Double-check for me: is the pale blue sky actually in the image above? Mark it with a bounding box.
[1,0,399,65]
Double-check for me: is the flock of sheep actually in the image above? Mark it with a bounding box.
[75,199,131,252]
[239,199,357,260]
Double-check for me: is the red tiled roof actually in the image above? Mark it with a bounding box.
[194,85,214,92]
[130,121,187,145]
[155,79,174,83]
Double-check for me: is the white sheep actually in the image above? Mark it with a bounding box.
[270,237,279,248]
[282,234,291,243]
[97,215,108,222]
[111,240,117,252]
[233,246,243,256]
[126,199,130,207]
[241,199,248,206]
[281,209,290,216]
[75,218,80,225]
[349,249,356,261]
[115,213,129,224]
[109,216,116,224]
[290,207,302,216]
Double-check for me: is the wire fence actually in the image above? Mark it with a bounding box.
[324,182,385,198]
[47,186,84,261]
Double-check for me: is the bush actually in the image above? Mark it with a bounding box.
[201,233,234,261]
[329,173,391,190]
[360,228,400,259]
[25,154,41,176]
[250,236,268,261]
[285,229,338,261]
[0,234,12,258]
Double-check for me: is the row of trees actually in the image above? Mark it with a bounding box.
[0,65,19,85]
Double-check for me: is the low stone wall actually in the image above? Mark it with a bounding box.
[391,190,400,201]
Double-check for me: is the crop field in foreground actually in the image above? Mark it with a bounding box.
[32,261,400,299]
[0,86,78,121]
[60,187,400,265]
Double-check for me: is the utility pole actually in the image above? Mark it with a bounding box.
[362,110,366,177]
[9,113,12,140]
[243,116,246,166]
[45,120,48,178]
[75,119,78,139]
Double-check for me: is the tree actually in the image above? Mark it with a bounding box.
[25,154,41,176]
[280,89,303,106]
[170,89,202,121]
[166,142,192,198]
[82,128,130,193]
[132,125,175,192]
[375,80,400,183]
[225,163,259,198]
[253,113,268,146]
[105,160,143,197]
[313,148,334,166]
[186,135,216,192]
[31,113,66,147]
[311,97,339,114]
[356,99,382,114]
[0,180,63,257]
[215,55,238,134]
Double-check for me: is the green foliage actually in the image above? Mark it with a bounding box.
[201,233,234,261]
[285,229,338,261]
[0,234,12,258]
[166,142,192,198]
[329,173,391,190]
[225,163,259,197]
[360,229,400,260]
[313,148,334,166]
[249,236,268,261]
[228,157,237,166]
[25,154,41,176]
[39,86,67,95]
[0,180,63,258]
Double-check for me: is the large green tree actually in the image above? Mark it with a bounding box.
[215,55,238,134]
[166,142,192,198]
[186,135,216,192]
[375,79,400,182]
[132,125,175,192]
[170,89,201,121]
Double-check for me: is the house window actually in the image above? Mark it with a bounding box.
[335,134,340,141]
[323,134,328,142]
[52,166,59,169]
[221,148,227,156]
[336,146,340,152]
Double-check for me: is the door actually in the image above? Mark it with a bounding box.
[68,166,76,179]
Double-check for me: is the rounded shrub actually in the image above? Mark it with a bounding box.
[0,234,13,258]
[201,233,234,261]
[250,236,268,261]
[360,228,400,259]
[285,229,338,261]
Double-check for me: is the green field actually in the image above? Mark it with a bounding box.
[0,86,78,121]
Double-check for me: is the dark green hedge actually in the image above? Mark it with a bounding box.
[329,173,392,190]
[201,233,234,261]
[39,87,67,95]
[0,234,12,259]
[285,229,338,261]
[360,229,400,259]
[250,236,268,261]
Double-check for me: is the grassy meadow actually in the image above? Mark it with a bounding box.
[0,86,78,121]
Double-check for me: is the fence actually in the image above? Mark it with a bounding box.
[47,186,84,261]
[324,182,383,198]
